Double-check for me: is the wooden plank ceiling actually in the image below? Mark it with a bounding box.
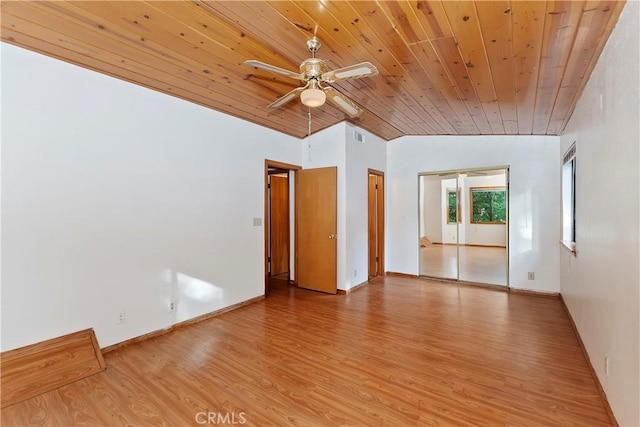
[1,1,625,140]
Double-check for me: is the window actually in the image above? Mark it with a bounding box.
[562,143,576,253]
[447,189,461,223]
[470,187,506,224]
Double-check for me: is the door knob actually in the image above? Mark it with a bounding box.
[328,234,337,239]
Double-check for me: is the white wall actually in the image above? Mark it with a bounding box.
[345,124,386,289]
[421,176,442,243]
[301,122,386,291]
[387,135,560,292]
[301,122,347,290]
[1,44,303,351]
[559,2,640,425]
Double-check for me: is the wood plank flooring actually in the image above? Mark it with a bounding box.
[1,276,611,426]
[420,244,508,285]
[1,329,105,408]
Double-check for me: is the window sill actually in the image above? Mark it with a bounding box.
[560,240,577,256]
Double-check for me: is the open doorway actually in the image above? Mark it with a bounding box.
[368,169,385,278]
[418,167,509,287]
[264,160,300,296]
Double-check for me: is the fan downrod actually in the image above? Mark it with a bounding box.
[306,37,322,56]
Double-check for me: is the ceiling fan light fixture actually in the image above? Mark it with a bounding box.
[300,86,326,107]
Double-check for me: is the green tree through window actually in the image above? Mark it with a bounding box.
[447,189,459,223]
[470,187,506,224]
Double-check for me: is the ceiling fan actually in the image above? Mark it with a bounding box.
[244,37,378,118]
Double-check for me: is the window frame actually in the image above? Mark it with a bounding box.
[469,186,507,224]
[561,143,577,255]
[446,188,461,224]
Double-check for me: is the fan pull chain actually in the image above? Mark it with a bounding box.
[307,107,313,162]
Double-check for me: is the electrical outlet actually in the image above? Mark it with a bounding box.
[169,301,176,312]
[528,272,535,280]
[118,310,126,324]
[605,356,610,376]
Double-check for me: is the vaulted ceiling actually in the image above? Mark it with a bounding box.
[1,1,625,140]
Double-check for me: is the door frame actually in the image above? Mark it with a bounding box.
[264,160,301,296]
[417,166,509,287]
[368,169,385,278]
[268,172,289,277]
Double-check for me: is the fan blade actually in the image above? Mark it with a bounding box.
[244,60,302,80]
[322,62,378,83]
[267,86,306,109]
[323,87,362,118]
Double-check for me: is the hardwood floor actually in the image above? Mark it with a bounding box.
[420,244,507,285]
[1,276,611,426]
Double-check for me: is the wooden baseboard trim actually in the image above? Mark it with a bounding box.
[559,294,618,427]
[394,276,560,298]
[419,276,510,292]
[1,328,106,408]
[424,280,556,297]
[337,279,369,295]
[429,242,506,248]
[463,243,507,248]
[385,271,419,279]
[509,287,560,298]
[102,295,265,354]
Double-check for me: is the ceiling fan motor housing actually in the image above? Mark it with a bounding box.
[300,58,327,83]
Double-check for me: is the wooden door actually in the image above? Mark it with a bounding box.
[368,175,378,277]
[269,175,289,277]
[295,167,337,294]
